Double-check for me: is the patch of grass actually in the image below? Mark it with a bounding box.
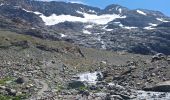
[0,94,26,100]
[78,86,88,91]
[0,77,13,85]
[56,84,65,92]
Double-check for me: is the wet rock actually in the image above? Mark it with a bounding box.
[68,81,85,89]
[151,53,167,62]
[143,81,170,92]
[113,75,121,80]
[6,88,17,96]
[97,72,103,81]
[15,77,25,84]
[118,94,132,100]
[51,60,55,64]
[89,85,98,90]
[105,94,111,100]
[102,71,109,78]
[78,90,89,96]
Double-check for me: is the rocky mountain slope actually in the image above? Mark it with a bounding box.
[0,29,170,100]
[1,0,170,55]
[1,0,170,100]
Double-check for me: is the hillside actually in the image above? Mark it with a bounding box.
[0,0,170,100]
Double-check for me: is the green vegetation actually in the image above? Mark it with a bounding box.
[0,77,13,85]
[0,94,26,100]
[56,84,65,92]
[78,86,88,91]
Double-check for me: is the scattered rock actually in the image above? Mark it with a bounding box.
[78,90,89,96]
[6,88,17,96]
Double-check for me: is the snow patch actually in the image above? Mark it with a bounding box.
[105,29,113,31]
[144,23,157,30]
[22,8,32,13]
[149,23,157,26]
[156,18,169,22]
[88,10,96,14]
[22,9,126,25]
[41,11,126,25]
[83,29,91,34]
[144,26,155,30]
[60,33,67,37]
[102,25,113,31]
[123,26,138,30]
[119,23,124,27]
[0,3,4,6]
[118,8,122,14]
[137,10,147,16]
[118,23,138,30]
[40,14,85,25]
[41,12,126,25]
[84,25,93,28]
[34,11,42,15]
[22,8,42,15]
[114,22,121,24]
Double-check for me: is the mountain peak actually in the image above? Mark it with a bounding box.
[103,4,128,14]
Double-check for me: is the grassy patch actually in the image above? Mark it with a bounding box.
[56,84,65,92]
[78,86,88,91]
[0,94,26,100]
[0,77,13,85]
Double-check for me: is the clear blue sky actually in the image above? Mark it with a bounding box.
[40,0,170,16]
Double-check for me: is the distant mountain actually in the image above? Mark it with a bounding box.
[1,0,170,54]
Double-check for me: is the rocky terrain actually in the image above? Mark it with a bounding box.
[0,30,170,100]
[0,0,170,100]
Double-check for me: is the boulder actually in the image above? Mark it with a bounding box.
[143,81,170,92]
[5,88,17,96]
[89,85,98,90]
[78,90,89,96]
[151,53,167,62]
[0,86,6,90]
[15,77,25,84]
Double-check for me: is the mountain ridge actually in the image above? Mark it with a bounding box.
[1,0,170,55]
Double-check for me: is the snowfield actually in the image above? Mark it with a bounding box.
[23,9,126,25]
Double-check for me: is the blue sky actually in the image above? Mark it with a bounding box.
[40,0,170,16]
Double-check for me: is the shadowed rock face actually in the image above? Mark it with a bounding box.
[144,81,170,92]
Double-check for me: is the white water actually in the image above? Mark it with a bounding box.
[77,72,103,84]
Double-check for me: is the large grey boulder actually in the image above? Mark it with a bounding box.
[143,81,170,92]
[15,77,25,84]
